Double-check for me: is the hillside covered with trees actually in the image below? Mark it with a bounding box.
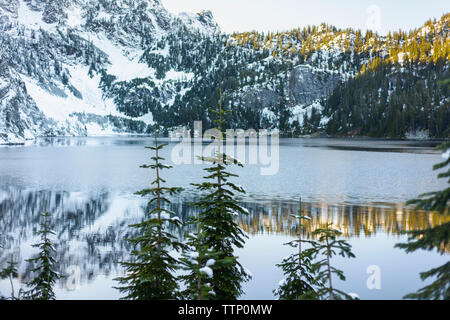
[0,1,448,143]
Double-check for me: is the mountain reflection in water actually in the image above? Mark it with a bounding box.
[1,187,448,292]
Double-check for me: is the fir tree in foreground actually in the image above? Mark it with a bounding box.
[22,212,60,300]
[179,215,218,300]
[310,224,355,300]
[274,198,317,300]
[0,257,19,300]
[191,91,251,299]
[115,132,184,300]
[396,142,450,300]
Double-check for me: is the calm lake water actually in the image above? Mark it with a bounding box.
[0,137,448,300]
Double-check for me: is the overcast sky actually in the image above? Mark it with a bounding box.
[160,0,449,35]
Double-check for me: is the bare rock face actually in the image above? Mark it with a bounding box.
[0,53,55,145]
[197,10,218,31]
[242,88,281,110]
[178,10,220,34]
[289,65,341,106]
[0,0,19,18]
[239,66,342,112]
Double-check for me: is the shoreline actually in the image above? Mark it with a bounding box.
[1,134,448,146]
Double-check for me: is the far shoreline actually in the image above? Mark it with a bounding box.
[1,134,447,148]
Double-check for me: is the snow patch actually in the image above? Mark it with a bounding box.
[87,33,155,82]
[188,252,199,259]
[66,5,83,28]
[21,72,113,122]
[405,130,430,140]
[291,101,325,126]
[136,112,154,125]
[17,0,53,32]
[199,266,213,278]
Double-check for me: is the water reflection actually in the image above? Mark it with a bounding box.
[236,200,449,239]
[0,187,448,292]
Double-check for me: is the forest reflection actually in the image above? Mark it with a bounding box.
[0,187,448,286]
[236,200,449,238]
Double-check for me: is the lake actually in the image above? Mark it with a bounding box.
[0,137,448,300]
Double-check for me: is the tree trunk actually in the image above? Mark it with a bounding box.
[298,206,302,292]
[9,274,14,300]
[326,237,334,300]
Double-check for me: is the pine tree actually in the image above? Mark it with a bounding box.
[22,212,60,300]
[274,198,317,300]
[115,131,184,300]
[191,90,251,299]
[0,257,18,300]
[310,224,355,300]
[395,142,449,300]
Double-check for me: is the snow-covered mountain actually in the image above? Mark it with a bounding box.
[0,0,220,144]
[0,0,448,144]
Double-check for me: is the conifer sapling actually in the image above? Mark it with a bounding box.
[274,198,317,300]
[191,90,251,299]
[310,224,355,300]
[0,257,19,300]
[22,212,60,300]
[115,131,184,300]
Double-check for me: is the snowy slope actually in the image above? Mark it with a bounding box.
[1,0,446,143]
[0,0,220,144]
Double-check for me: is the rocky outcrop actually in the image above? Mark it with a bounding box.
[0,53,56,145]
[289,65,341,106]
[238,65,342,112]
[0,0,19,17]
[178,10,220,34]
[242,88,281,110]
